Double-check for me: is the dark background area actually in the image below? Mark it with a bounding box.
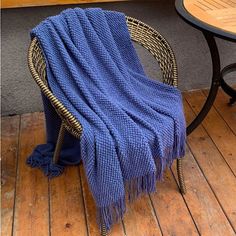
[2,0,236,116]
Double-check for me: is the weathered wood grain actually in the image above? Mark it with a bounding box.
[184,98,236,232]
[1,115,20,236]
[202,89,236,135]
[184,0,236,34]
[13,113,49,236]
[50,166,87,236]
[172,146,235,236]
[2,0,128,9]
[150,170,199,236]
[123,194,162,236]
[184,90,236,175]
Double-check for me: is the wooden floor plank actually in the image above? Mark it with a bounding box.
[172,147,235,236]
[13,113,50,236]
[184,99,236,232]
[150,170,199,236]
[202,89,236,135]
[50,166,88,236]
[184,90,236,175]
[79,165,125,236]
[1,115,20,236]
[123,195,162,236]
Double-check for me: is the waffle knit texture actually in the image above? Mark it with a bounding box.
[27,8,186,231]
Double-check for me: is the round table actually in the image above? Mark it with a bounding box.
[175,0,236,135]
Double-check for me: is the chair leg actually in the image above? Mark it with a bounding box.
[177,159,186,194]
[101,224,108,236]
[53,122,66,164]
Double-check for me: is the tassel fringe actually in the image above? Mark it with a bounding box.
[26,144,64,178]
[97,134,186,232]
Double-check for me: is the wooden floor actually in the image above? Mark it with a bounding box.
[2,88,236,236]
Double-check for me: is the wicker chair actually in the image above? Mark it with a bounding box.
[28,16,186,235]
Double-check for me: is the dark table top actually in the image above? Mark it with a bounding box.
[175,0,236,42]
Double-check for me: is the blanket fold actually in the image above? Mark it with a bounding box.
[27,8,186,231]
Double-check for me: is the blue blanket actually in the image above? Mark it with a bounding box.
[27,8,186,231]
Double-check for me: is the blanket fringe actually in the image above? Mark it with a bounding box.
[174,131,186,158]
[97,133,186,232]
[97,172,157,231]
[97,196,126,232]
[26,144,64,178]
[126,172,157,202]
[156,131,186,181]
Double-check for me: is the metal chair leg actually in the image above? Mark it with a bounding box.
[101,224,108,236]
[177,159,186,194]
[53,122,66,164]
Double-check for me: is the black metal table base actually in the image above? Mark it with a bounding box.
[220,63,236,105]
[186,31,235,136]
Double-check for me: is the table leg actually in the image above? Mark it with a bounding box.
[186,31,221,135]
[220,63,236,105]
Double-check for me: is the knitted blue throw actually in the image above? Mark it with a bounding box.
[27,8,186,231]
